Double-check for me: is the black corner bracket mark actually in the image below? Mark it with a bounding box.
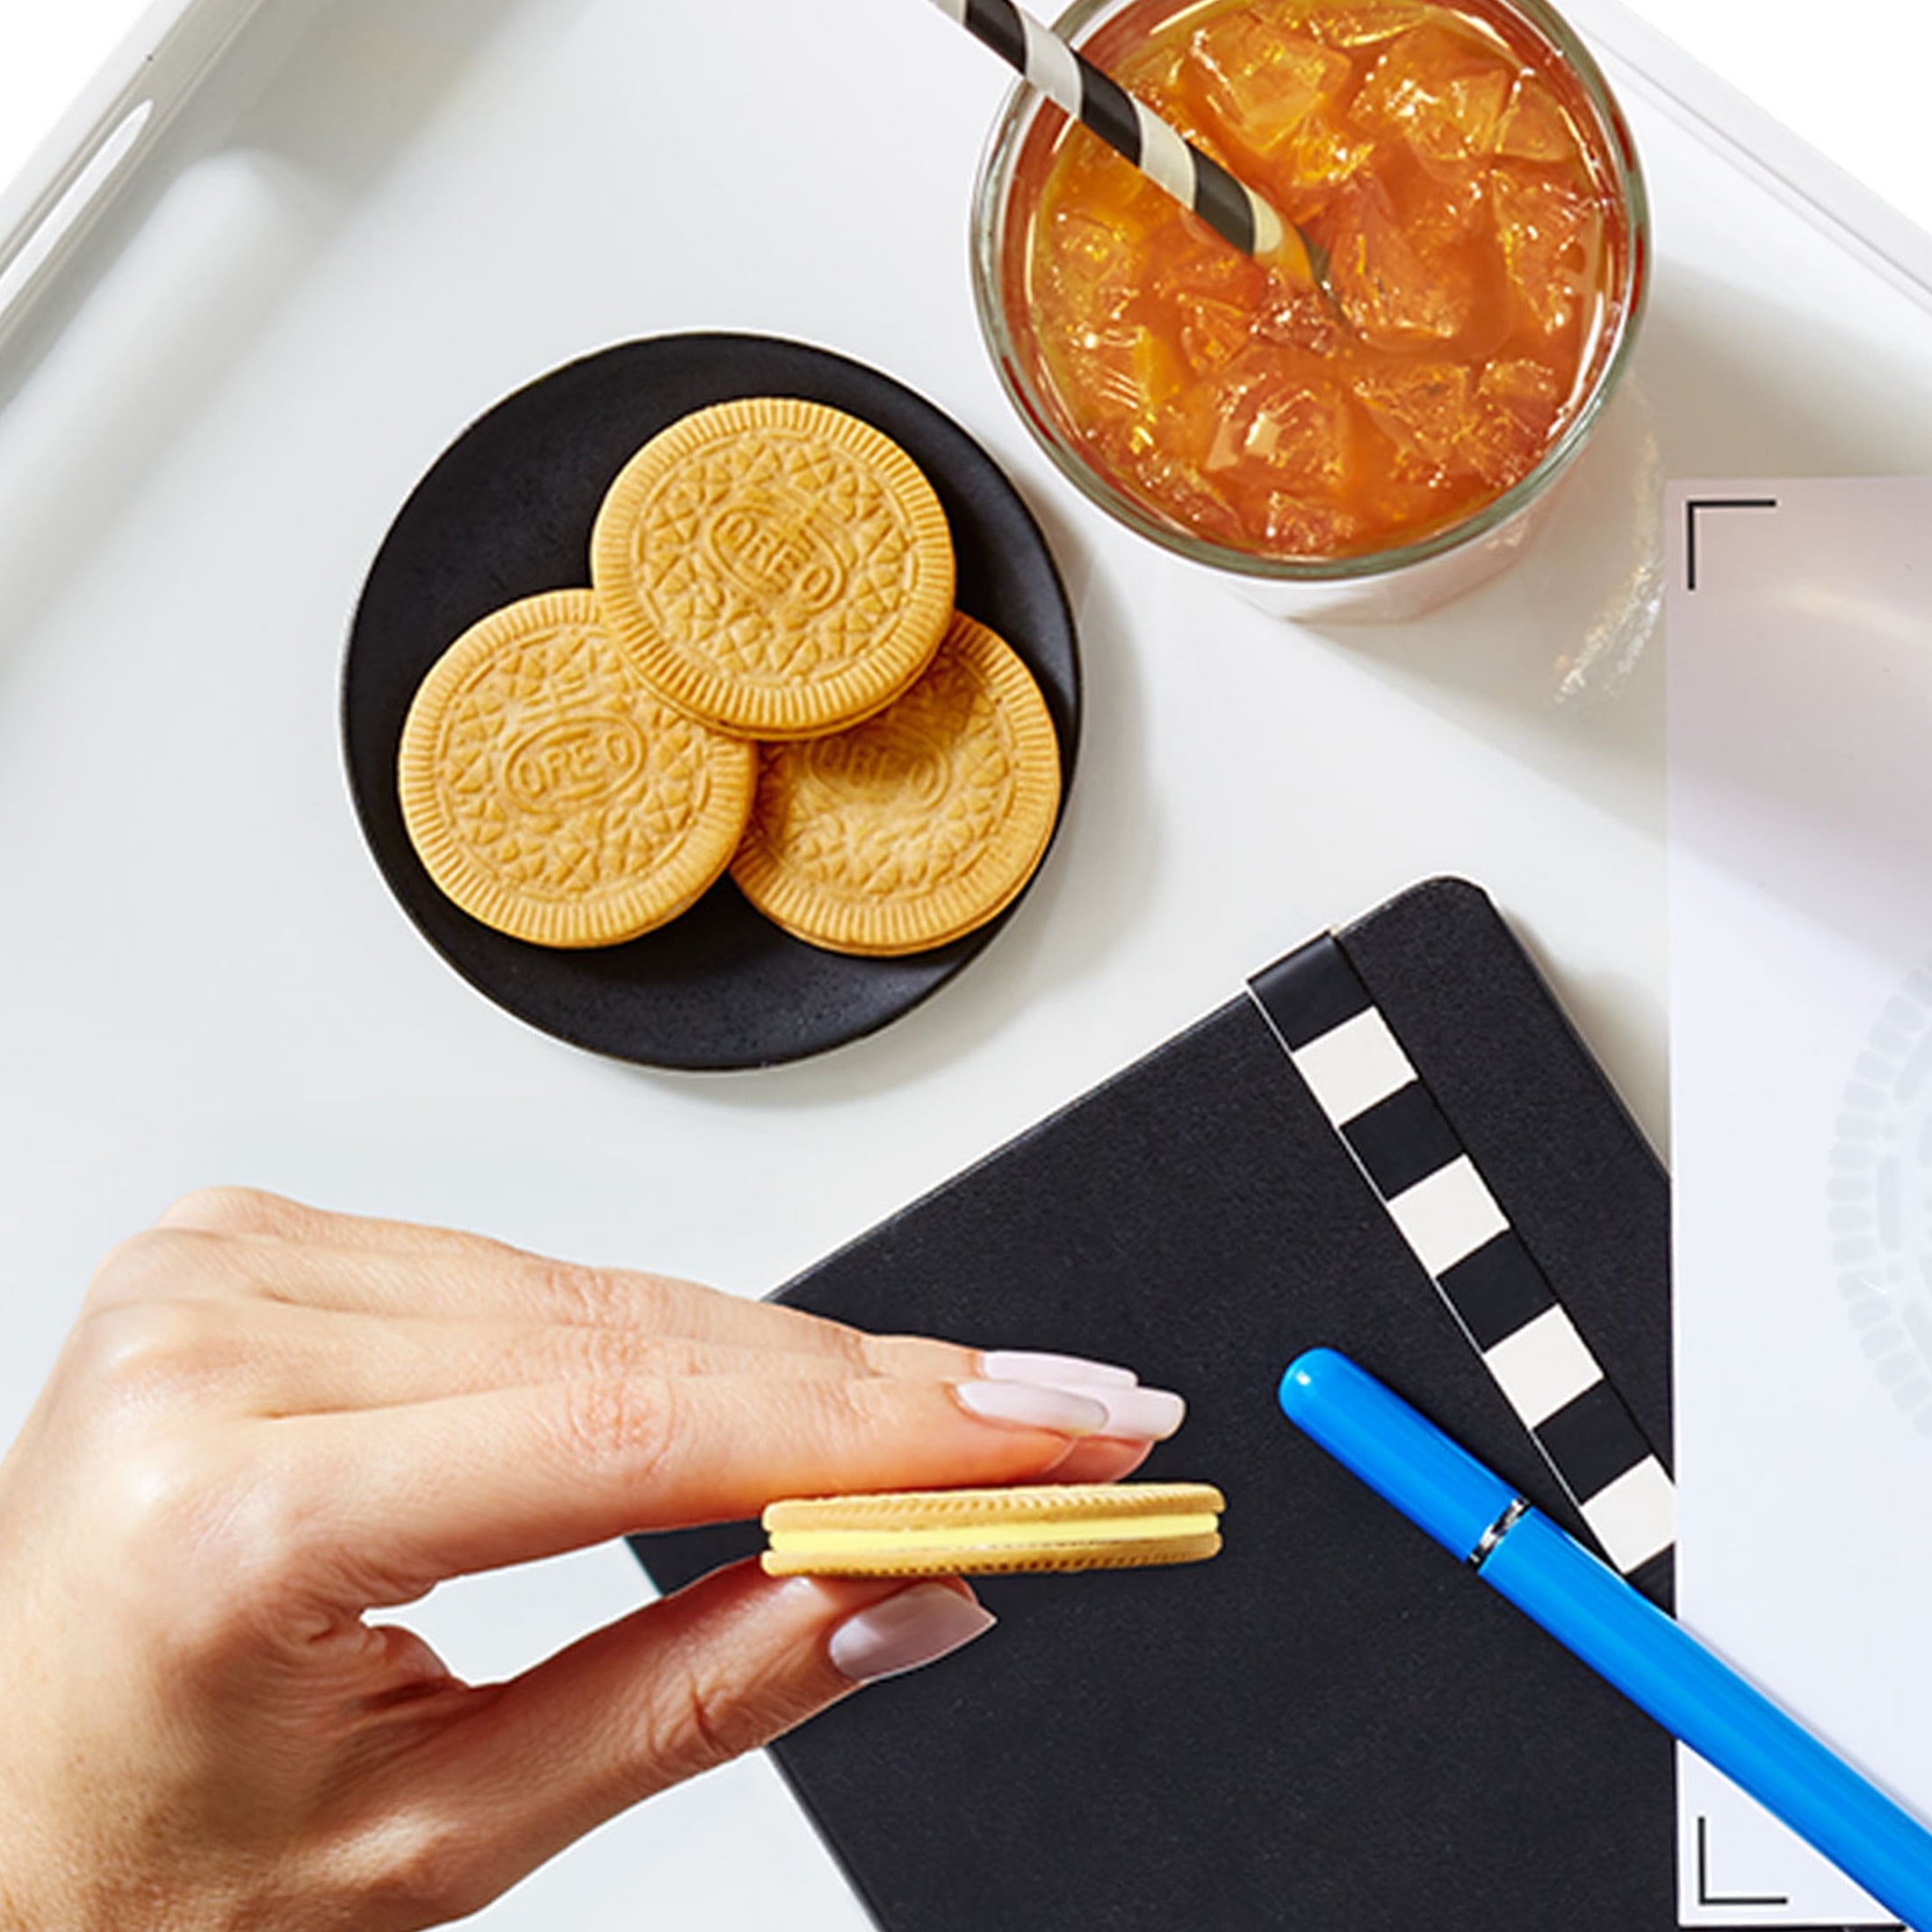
[1694,1815,1791,1910]
[1685,497,1779,592]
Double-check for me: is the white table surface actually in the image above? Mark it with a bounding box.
[8,0,1928,235]
[0,3,1926,1929]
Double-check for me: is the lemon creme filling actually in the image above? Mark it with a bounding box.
[770,1513,1219,1555]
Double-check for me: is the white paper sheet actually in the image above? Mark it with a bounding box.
[1669,476,1932,1926]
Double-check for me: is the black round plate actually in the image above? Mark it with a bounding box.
[342,334,1080,1071]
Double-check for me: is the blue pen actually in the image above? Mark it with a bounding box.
[1278,1348,1932,1932]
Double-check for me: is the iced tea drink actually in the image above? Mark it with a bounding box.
[975,0,1645,593]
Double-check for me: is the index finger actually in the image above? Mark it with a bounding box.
[271,1370,1185,1601]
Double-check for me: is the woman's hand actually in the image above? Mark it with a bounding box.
[0,1189,1182,1932]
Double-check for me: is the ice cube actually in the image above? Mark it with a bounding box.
[1325,176,1475,346]
[1359,470,1460,544]
[1135,218,1276,372]
[1462,357,1562,487]
[1038,208,1145,328]
[1273,117,1378,197]
[1062,321,1195,436]
[1355,25,1515,169]
[1137,358,1239,474]
[1056,325,1150,424]
[1121,442,1244,546]
[1199,345,1352,497]
[1236,381,1347,479]
[1145,212,1272,306]
[1122,34,1194,105]
[1173,291,1254,375]
[1396,162,1489,249]
[1254,280,1344,356]
[1479,357,1561,428]
[1489,165,1602,337]
[1353,362,1474,481]
[1258,492,1365,556]
[1352,354,1562,493]
[1495,74,1582,164]
[1192,11,1354,147]
[1461,415,1541,491]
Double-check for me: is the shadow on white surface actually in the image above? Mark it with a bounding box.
[1281,261,1932,826]
[0,0,538,669]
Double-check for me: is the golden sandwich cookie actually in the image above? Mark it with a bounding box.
[590,397,955,740]
[761,1482,1225,1578]
[729,610,1061,956]
[398,589,756,948]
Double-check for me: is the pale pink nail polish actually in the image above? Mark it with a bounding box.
[955,1380,1111,1434]
[829,1583,997,1683]
[1088,1385,1186,1441]
[980,1349,1139,1388]
[956,1377,1186,1441]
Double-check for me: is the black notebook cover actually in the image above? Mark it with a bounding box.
[635,876,1675,1931]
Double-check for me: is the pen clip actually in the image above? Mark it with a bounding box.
[1467,1496,1529,1571]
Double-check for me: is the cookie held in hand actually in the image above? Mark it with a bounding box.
[761,1482,1225,1577]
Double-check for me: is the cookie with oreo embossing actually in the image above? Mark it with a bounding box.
[398,590,755,948]
[591,397,955,739]
[731,611,1060,957]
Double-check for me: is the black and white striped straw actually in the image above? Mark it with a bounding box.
[931,0,1289,262]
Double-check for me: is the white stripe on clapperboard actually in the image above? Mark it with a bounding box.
[1277,995,1676,1576]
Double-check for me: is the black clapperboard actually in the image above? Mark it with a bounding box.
[636,877,1682,1932]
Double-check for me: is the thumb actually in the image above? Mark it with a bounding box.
[402,1560,992,1900]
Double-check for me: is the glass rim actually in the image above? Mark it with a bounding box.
[969,0,1653,584]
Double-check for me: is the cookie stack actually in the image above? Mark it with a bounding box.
[397,399,1062,955]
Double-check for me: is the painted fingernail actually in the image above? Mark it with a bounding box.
[1088,1385,1187,1441]
[980,1348,1139,1387]
[829,1582,997,1683]
[955,1380,1111,1434]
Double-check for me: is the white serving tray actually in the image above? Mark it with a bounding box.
[1,4,1929,1929]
